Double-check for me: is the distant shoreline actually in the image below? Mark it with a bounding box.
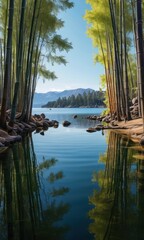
[34,106,106,109]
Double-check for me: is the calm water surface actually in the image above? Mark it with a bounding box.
[0,108,144,240]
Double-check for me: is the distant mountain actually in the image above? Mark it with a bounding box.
[33,88,95,107]
[42,90,105,108]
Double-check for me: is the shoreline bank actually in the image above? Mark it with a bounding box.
[112,118,144,143]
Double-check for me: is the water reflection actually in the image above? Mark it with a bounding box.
[0,135,69,240]
[89,131,144,240]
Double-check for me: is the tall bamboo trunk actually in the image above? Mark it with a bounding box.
[109,0,125,120]
[136,0,144,131]
[122,0,131,120]
[0,40,4,104]
[21,0,39,121]
[107,33,117,113]
[28,29,42,120]
[97,27,112,113]
[9,0,26,126]
[131,0,141,116]
[0,0,15,128]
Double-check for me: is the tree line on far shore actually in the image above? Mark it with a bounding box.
[42,90,105,108]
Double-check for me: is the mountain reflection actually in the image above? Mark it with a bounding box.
[89,131,144,240]
[0,135,69,240]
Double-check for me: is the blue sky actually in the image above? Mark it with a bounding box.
[35,0,104,93]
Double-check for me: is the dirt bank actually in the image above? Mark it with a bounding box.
[112,118,144,143]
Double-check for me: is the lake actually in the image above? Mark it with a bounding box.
[0,108,144,240]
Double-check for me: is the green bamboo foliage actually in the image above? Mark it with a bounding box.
[19,0,72,122]
[0,0,73,127]
[85,0,137,120]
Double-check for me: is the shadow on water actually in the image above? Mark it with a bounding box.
[89,131,144,240]
[0,134,70,240]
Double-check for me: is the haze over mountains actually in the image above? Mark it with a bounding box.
[33,88,95,107]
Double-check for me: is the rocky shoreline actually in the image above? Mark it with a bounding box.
[0,113,61,152]
[0,110,143,153]
[0,111,75,152]
[86,114,144,144]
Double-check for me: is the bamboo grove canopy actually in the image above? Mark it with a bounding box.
[0,0,73,128]
[84,0,144,121]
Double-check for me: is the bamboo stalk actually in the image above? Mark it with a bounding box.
[135,0,144,132]
[0,0,15,128]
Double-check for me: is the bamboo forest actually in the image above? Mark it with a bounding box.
[1,0,144,240]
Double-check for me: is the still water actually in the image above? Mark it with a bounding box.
[0,108,144,240]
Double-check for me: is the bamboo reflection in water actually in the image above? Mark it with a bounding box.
[89,131,144,240]
[0,134,70,240]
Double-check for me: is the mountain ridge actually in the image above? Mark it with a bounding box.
[33,88,96,107]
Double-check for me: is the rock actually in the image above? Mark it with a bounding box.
[43,121,49,130]
[133,106,138,111]
[47,120,55,127]
[97,117,102,121]
[21,122,32,129]
[15,112,21,119]
[41,113,45,119]
[9,135,22,142]
[9,130,17,136]
[63,121,71,127]
[0,142,5,147]
[130,106,134,110]
[87,115,97,120]
[132,97,138,105]
[111,120,118,126]
[35,121,43,127]
[33,114,41,119]
[86,128,96,133]
[30,116,37,123]
[35,127,43,133]
[40,131,44,136]
[102,117,111,123]
[17,122,25,129]
[2,135,22,145]
[0,137,7,143]
[29,122,37,128]
[0,130,9,138]
[53,120,59,128]
[74,115,77,119]
[91,115,97,120]
[6,124,13,132]
[95,125,103,131]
